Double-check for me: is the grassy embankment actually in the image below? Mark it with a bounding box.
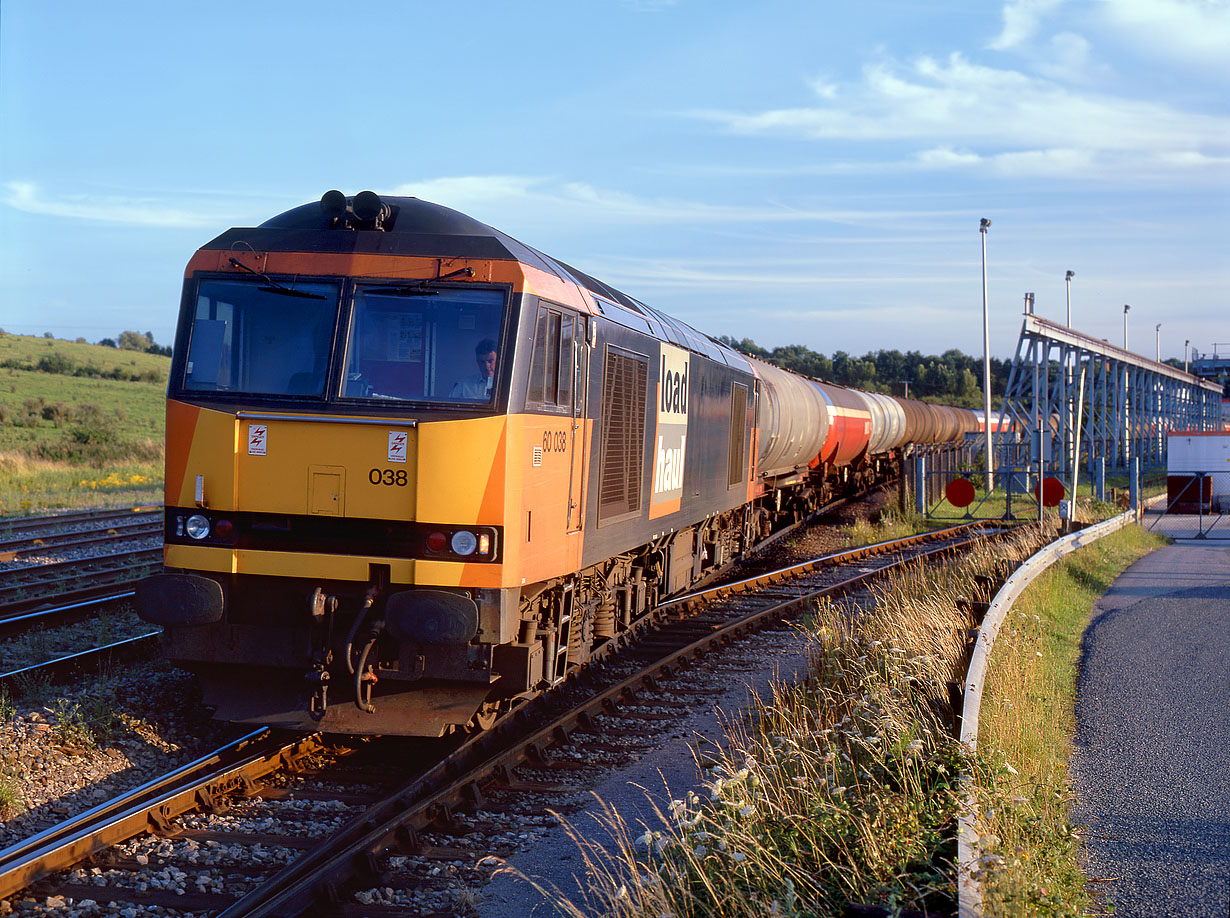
[974,522,1166,916]
[533,516,1161,917]
[0,333,166,515]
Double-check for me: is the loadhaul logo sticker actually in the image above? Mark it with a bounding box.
[651,343,689,516]
[247,424,267,456]
[388,431,408,463]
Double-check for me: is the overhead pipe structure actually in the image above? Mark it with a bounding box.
[996,315,1222,476]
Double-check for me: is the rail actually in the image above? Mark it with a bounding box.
[0,729,324,900]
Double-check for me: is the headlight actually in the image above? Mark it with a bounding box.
[185,514,211,540]
[450,530,477,555]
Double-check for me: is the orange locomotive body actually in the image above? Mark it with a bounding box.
[137,192,978,736]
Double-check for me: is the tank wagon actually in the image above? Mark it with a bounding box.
[137,191,980,736]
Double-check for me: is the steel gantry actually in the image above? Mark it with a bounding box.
[996,315,1222,478]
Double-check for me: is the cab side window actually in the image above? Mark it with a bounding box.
[527,303,578,412]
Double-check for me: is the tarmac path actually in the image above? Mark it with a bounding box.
[1071,540,1230,918]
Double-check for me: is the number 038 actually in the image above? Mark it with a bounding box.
[369,468,408,487]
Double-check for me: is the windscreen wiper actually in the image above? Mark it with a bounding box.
[228,258,328,299]
[384,266,474,296]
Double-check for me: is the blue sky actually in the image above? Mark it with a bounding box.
[2,0,1226,361]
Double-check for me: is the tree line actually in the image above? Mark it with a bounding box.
[715,337,1013,409]
[96,330,172,357]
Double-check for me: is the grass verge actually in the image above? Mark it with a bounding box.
[0,452,162,515]
[972,523,1166,917]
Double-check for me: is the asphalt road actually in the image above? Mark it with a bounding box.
[1071,540,1230,918]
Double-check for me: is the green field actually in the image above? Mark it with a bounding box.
[0,333,168,515]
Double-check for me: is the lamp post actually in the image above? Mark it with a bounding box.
[1155,324,1161,363]
[1123,304,1130,349]
[1063,270,1075,476]
[1023,292,1034,314]
[980,218,994,492]
[1185,339,1190,373]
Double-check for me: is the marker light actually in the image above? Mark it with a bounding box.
[451,530,478,556]
[425,531,448,553]
[477,533,491,556]
[213,519,234,540]
[185,514,211,540]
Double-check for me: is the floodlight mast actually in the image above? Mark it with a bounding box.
[1065,270,1074,327]
[980,218,994,492]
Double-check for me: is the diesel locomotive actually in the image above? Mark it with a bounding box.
[136,191,984,736]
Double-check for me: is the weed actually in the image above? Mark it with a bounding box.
[0,759,25,818]
[49,693,118,749]
[8,669,51,702]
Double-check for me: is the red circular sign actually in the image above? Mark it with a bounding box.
[945,478,976,508]
[1034,476,1066,508]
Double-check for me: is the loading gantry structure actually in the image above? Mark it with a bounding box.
[997,315,1222,477]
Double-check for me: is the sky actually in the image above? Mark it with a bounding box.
[1,0,1227,362]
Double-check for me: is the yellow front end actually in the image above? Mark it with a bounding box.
[149,398,585,735]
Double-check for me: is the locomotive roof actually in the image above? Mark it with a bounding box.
[201,193,751,371]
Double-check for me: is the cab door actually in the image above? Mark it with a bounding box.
[527,303,587,534]
[566,318,589,533]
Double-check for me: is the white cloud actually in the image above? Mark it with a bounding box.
[2,181,223,228]
[388,175,544,208]
[1033,31,1102,82]
[1100,0,1230,74]
[689,53,1229,181]
[988,0,1067,49]
[389,175,958,229]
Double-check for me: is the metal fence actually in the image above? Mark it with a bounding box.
[1141,471,1229,540]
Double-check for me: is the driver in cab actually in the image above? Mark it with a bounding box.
[450,338,497,400]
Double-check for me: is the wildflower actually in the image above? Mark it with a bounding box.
[738,804,756,818]
[732,851,746,863]
[1003,763,1018,776]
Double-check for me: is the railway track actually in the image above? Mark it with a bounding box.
[0,509,166,727]
[0,549,164,617]
[0,508,161,561]
[0,519,1006,915]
